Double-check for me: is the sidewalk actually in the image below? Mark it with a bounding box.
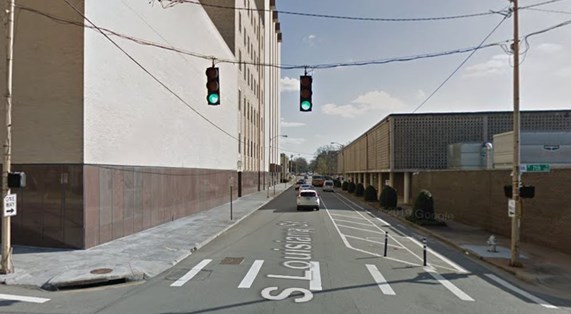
[0,183,291,290]
[339,190,571,301]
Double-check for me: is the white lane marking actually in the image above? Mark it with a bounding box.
[345,234,402,249]
[0,294,50,304]
[406,236,468,274]
[332,218,378,227]
[424,267,474,301]
[170,259,212,287]
[238,260,264,288]
[485,274,558,309]
[329,213,369,221]
[336,224,385,235]
[310,261,322,291]
[366,264,396,295]
[365,210,391,226]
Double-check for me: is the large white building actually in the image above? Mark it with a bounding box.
[0,0,281,248]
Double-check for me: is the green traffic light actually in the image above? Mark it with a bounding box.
[208,93,220,105]
[301,100,312,111]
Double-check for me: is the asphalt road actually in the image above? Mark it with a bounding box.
[1,186,568,314]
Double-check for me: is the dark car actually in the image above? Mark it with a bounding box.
[294,179,305,190]
[311,175,325,187]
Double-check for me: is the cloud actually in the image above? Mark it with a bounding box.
[281,137,306,145]
[416,89,427,100]
[281,120,306,128]
[280,77,299,92]
[303,34,317,46]
[556,66,571,78]
[463,55,510,78]
[321,90,407,119]
[536,43,563,54]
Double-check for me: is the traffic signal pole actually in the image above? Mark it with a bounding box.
[1,0,15,274]
[510,0,522,267]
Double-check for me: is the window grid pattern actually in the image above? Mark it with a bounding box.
[392,111,571,170]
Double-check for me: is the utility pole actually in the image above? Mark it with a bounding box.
[510,0,522,267]
[1,0,15,274]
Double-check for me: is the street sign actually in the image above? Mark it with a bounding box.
[508,199,515,218]
[520,164,550,173]
[3,194,17,217]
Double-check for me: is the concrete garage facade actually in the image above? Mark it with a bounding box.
[337,110,571,253]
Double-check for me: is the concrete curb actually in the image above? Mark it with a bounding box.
[192,186,290,252]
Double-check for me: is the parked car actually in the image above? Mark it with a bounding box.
[296,190,320,211]
[322,180,334,192]
[294,179,305,190]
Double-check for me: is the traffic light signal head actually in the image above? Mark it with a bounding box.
[299,75,312,112]
[206,66,220,105]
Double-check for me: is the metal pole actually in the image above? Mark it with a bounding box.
[383,231,388,257]
[1,0,15,274]
[510,0,522,267]
[422,238,428,266]
[422,238,427,266]
[267,138,270,198]
[230,186,233,220]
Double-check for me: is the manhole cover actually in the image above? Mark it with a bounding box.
[90,268,113,274]
[220,257,244,265]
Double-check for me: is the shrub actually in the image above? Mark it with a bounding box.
[355,183,365,196]
[334,180,342,188]
[379,186,398,209]
[342,181,349,191]
[364,185,377,202]
[413,190,434,217]
[348,182,356,193]
[406,190,446,226]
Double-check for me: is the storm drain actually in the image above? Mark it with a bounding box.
[49,277,128,291]
[42,267,144,291]
[220,257,244,265]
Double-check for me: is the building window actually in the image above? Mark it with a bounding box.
[238,132,241,153]
[239,12,241,31]
[238,90,241,111]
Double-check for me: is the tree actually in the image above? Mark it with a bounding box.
[312,145,338,175]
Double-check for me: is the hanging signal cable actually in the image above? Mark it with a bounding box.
[411,14,511,113]
[22,4,571,73]
[159,0,508,22]
[158,0,568,21]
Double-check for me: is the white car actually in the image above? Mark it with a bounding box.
[322,180,334,192]
[296,190,320,211]
[299,184,315,191]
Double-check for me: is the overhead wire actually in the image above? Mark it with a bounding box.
[60,0,240,144]
[411,14,511,113]
[158,0,510,22]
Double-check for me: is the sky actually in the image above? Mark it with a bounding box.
[276,0,571,161]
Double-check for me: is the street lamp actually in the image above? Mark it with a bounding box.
[268,134,287,198]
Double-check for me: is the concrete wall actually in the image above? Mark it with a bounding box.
[412,169,571,254]
[84,0,238,170]
[0,1,84,164]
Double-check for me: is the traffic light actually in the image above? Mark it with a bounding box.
[206,66,220,105]
[299,75,312,112]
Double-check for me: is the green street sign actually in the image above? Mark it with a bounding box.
[520,164,550,172]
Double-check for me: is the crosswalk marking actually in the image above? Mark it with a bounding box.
[0,293,50,304]
[170,259,212,287]
[238,260,264,288]
[424,267,474,301]
[310,261,322,291]
[366,264,396,295]
[485,274,558,309]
